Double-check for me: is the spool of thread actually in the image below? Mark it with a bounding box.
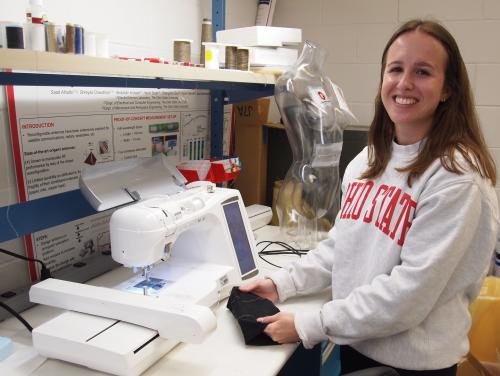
[203,42,220,69]
[256,0,273,26]
[225,45,237,69]
[236,47,250,71]
[55,24,65,52]
[5,25,24,49]
[74,24,83,54]
[0,22,20,48]
[200,18,212,65]
[65,23,75,53]
[173,39,191,62]
[45,22,58,52]
[84,31,96,56]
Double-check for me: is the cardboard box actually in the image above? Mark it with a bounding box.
[232,98,270,206]
[234,97,271,127]
[457,355,500,376]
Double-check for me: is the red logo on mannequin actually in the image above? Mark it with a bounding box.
[317,91,326,100]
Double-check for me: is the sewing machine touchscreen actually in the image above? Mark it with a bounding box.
[222,200,256,276]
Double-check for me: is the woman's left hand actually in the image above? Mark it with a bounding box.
[258,312,300,344]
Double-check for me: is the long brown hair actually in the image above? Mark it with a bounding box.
[360,19,496,186]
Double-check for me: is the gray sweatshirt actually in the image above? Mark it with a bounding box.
[269,141,499,370]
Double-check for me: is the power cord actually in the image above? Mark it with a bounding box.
[257,240,310,268]
[0,247,52,332]
[0,301,33,332]
[0,247,51,280]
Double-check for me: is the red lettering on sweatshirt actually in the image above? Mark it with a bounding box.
[379,187,401,234]
[340,181,374,219]
[340,181,416,246]
[351,181,373,219]
[374,185,395,228]
[340,182,362,219]
[363,184,388,223]
[391,193,416,246]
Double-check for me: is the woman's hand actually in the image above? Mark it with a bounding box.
[258,312,299,344]
[239,278,279,303]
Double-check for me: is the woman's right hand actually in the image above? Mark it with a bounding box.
[239,278,279,303]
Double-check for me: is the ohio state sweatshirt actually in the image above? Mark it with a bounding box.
[269,140,499,370]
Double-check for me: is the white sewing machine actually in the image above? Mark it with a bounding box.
[28,154,260,376]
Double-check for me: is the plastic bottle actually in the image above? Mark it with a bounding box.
[29,0,46,24]
[24,1,32,49]
[25,2,32,23]
[25,0,46,51]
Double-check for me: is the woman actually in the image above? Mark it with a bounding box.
[241,19,498,375]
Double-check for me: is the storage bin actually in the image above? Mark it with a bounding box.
[469,276,500,362]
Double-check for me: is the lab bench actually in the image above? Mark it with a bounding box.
[0,225,337,376]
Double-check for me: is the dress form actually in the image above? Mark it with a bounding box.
[274,41,356,248]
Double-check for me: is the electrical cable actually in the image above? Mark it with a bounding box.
[256,240,309,268]
[0,301,33,332]
[0,247,52,332]
[0,247,52,280]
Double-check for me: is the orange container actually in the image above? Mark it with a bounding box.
[468,276,500,362]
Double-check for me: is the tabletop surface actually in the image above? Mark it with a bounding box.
[0,226,330,376]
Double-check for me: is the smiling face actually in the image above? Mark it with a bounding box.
[381,30,449,145]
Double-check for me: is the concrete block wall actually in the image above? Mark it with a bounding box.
[273,0,500,204]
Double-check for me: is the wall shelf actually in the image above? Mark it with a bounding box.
[0,49,275,100]
[0,49,276,243]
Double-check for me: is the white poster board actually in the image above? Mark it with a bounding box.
[7,86,231,280]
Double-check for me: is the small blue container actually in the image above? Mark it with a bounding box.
[74,25,83,54]
[0,336,13,361]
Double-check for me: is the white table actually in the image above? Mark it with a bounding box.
[0,226,330,376]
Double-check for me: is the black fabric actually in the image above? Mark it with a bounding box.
[340,345,457,376]
[226,286,280,346]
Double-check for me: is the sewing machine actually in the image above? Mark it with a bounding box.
[28,154,260,376]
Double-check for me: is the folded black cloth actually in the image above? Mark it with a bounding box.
[226,286,280,346]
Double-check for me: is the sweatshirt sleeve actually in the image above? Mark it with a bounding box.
[294,180,497,348]
[269,229,338,302]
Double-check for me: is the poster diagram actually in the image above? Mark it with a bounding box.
[7,85,232,279]
[182,111,209,160]
[32,211,113,274]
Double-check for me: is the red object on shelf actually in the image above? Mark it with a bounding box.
[178,169,201,183]
[206,161,239,183]
[177,158,240,184]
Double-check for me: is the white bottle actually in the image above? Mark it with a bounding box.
[29,0,45,24]
[26,0,46,51]
[24,1,32,49]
